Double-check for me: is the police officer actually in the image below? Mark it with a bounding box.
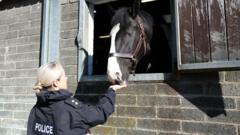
[27,62,126,135]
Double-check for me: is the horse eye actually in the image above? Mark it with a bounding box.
[126,31,132,36]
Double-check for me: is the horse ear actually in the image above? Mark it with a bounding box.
[129,0,141,18]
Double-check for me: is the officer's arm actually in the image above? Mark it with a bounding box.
[78,88,116,127]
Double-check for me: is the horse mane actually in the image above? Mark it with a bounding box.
[110,7,153,43]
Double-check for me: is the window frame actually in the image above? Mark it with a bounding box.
[77,0,175,82]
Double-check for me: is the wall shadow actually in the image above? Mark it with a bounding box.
[74,81,110,104]
[74,72,227,118]
[0,0,41,10]
[167,72,226,117]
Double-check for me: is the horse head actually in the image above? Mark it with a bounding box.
[107,6,153,85]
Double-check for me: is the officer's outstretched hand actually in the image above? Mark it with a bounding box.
[110,84,126,91]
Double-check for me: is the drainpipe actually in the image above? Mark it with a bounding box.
[41,0,60,65]
[40,0,50,65]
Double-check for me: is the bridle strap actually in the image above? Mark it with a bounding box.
[108,16,148,73]
[109,53,134,60]
[132,22,148,58]
[108,53,137,72]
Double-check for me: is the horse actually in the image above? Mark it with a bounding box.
[107,1,154,85]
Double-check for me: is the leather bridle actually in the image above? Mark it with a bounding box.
[109,16,149,74]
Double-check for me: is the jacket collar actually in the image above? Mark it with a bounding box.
[36,89,72,105]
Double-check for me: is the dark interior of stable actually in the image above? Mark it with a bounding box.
[93,0,172,75]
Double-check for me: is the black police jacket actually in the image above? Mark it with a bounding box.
[27,88,115,135]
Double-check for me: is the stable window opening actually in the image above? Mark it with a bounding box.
[92,0,173,75]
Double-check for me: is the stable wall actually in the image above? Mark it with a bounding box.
[0,1,41,134]
[77,72,240,135]
[0,0,239,135]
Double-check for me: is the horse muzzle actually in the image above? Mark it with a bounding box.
[107,71,124,85]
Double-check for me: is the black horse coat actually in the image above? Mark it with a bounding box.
[27,88,115,135]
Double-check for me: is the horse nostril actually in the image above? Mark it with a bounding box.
[116,72,120,76]
[115,72,122,85]
[116,72,121,80]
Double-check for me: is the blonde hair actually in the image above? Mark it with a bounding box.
[33,62,65,92]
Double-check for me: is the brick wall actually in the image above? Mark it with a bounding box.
[0,0,240,135]
[60,0,79,93]
[77,72,240,135]
[0,1,41,134]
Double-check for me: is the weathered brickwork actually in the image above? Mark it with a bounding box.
[0,0,240,135]
[60,1,79,93]
[0,1,42,134]
[76,73,240,135]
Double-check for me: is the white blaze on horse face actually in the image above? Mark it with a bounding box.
[107,23,122,83]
